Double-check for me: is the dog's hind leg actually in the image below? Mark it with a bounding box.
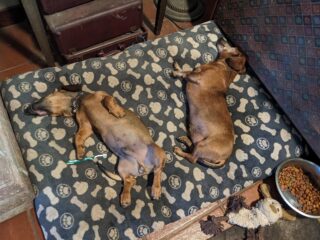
[152,166,162,200]
[117,159,138,207]
[120,175,136,208]
[173,146,198,163]
[177,136,193,148]
[193,137,232,168]
[198,158,226,168]
[151,145,166,200]
[75,108,93,159]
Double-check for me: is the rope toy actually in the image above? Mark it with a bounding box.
[67,154,121,181]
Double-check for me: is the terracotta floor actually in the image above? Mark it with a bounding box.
[0,209,44,240]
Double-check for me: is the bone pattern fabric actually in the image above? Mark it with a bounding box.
[0,21,307,240]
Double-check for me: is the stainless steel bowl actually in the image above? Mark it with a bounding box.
[275,158,320,219]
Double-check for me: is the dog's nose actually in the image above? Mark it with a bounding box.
[24,100,47,116]
[24,104,36,115]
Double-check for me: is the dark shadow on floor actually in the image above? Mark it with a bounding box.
[0,21,47,67]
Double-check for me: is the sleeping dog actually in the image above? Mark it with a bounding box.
[25,85,165,207]
[172,38,246,168]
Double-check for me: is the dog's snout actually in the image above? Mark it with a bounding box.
[24,100,49,116]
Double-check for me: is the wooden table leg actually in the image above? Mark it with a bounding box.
[21,0,55,66]
[154,0,168,35]
[202,0,220,21]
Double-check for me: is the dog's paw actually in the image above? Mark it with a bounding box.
[173,62,182,71]
[173,146,182,155]
[151,186,161,200]
[177,136,192,147]
[120,193,131,208]
[110,107,126,118]
[172,70,185,78]
[76,148,85,160]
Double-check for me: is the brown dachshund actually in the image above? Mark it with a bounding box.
[25,85,166,207]
[172,38,246,168]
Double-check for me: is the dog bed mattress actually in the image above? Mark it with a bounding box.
[0,21,307,240]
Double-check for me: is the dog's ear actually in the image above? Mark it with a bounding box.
[217,38,230,52]
[226,55,246,74]
[217,38,242,61]
[60,84,83,92]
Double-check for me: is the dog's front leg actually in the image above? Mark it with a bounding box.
[150,145,165,200]
[172,63,201,84]
[172,70,190,78]
[102,95,126,118]
[172,62,191,78]
[75,108,93,159]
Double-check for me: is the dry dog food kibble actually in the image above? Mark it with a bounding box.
[279,165,320,214]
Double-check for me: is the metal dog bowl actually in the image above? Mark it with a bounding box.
[275,158,320,219]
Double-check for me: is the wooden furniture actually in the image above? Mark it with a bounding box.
[154,0,168,35]
[44,0,145,63]
[21,0,145,65]
[21,0,55,66]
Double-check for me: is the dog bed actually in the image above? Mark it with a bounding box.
[0,21,307,240]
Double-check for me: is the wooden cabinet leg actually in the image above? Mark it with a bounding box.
[154,0,168,35]
[21,0,55,66]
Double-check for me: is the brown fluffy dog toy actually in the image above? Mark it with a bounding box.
[200,183,296,240]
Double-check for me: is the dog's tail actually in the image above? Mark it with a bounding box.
[95,161,122,181]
